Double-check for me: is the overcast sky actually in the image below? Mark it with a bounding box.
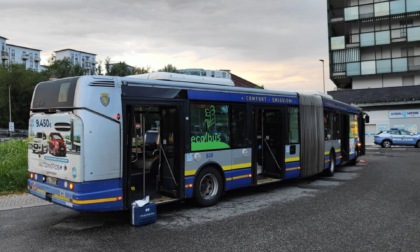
[1,0,335,92]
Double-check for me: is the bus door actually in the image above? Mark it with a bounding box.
[254,108,285,179]
[125,103,182,206]
[340,114,350,161]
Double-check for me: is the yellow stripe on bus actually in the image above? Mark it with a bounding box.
[226,174,252,181]
[72,197,122,205]
[222,162,252,170]
[285,157,300,162]
[52,194,71,202]
[185,162,252,177]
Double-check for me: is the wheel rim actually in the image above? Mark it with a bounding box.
[199,173,219,200]
[384,141,391,148]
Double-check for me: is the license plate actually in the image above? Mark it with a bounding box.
[46,177,57,185]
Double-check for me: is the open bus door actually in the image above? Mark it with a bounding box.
[253,107,286,184]
[124,104,182,208]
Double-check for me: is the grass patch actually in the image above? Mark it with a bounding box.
[0,139,28,194]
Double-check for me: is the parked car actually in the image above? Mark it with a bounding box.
[32,132,48,154]
[48,132,67,156]
[374,128,420,148]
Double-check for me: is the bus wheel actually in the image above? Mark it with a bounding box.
[382,140,391,148]
[194,167,223,207]
[324,152,335,177]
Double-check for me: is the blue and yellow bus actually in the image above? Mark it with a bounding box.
[27,72,366,211]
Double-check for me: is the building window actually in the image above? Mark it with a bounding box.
[376,59,392,73]
[347,62,361,76]
[375,31,390,45]
[391,0,406,15]
[344,6,359,21]
[374,2,389,17]
[331,36,345,50]
[400,19,413,38]
[360,32,375,47]
[360,4,374,19]
[361,61,376,75]
[392,58,408,72]
[407,27,420,42]
[407,0,420,12]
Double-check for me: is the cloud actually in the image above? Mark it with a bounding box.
[1,0,334,92]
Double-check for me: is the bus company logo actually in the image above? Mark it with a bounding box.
[100,93,110,107]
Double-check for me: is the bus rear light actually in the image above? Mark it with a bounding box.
[357,142,362,147]
[186,184,193,188]
[117,196,123,201]
[30,173,34,179]
[69,183,74,190]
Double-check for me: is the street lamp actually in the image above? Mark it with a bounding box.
[319,59,325,93]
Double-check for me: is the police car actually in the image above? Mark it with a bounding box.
[374,128,420,148]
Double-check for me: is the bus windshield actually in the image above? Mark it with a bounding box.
[32,77,79,109]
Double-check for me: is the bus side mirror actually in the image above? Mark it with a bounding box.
[365,115,370,123]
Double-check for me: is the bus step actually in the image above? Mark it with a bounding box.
[256,177,282,185]
[150,195,179,205]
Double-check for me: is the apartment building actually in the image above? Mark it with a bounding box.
[327,0,420,144]
[1,36,42,72]
[55,49,96,75]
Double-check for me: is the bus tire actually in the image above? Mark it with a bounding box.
[324,152,335,177]
[194,166,223,207]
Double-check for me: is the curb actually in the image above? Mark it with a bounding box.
[0,193,51,211]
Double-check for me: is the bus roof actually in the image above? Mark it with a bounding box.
[126,72,235,86]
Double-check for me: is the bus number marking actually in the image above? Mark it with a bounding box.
[35,119,52,128]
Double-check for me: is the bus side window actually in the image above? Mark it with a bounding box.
[230,105,247,148]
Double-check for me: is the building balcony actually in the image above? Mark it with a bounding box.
[34,56,41,62]
[83,63,91,70]
[331,55,420,79]
[21,54,29,60]
[1,51,9,60]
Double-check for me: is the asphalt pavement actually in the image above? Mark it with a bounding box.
[0,145,380,212]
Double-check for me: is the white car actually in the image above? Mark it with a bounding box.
[32,132,48,153]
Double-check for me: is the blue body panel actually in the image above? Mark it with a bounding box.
[28,177,123,211]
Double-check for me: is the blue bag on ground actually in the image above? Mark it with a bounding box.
[131,196,157,226]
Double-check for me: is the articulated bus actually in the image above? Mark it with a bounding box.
[27,73,366,211]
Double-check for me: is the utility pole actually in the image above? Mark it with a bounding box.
[8,85,14,137]
[319,59,325,93]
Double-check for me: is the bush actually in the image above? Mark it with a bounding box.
[0,139,28,194]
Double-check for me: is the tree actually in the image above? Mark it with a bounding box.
[104,57,111,75]
[107,61,133,76]
[134,66,151,74]
[44,55,85,78]
[159,64,177,73]
[0,64,49,129]
[96,60,103,75]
